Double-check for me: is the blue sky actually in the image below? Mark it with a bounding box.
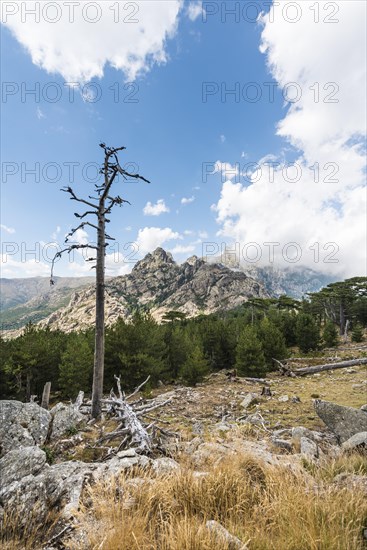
[1,1,366,278]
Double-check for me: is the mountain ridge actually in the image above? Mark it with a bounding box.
[1,248,337,333]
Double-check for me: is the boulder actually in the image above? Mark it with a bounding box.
[240,393,258,409]
[271,438,293,453]
[151,457,180,475]
[300,437,319,460]
[0,400,51,457]
[341,432,367,452]
[49,402,87,440]
[314,400,367,442]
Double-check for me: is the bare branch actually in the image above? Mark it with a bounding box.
[126,375,151,401]
[61,186,98,209]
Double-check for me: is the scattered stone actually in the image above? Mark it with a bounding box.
[291,396,301,403]
[300,436,319,459]
[292,426,323,443]
[151,457,180,475]
[314,400,367,442]
[261,386,272,397]
[278,395,289,402]
[240,393,258,409]
[361,404,367,412]
[271,438,293,453]
[333,473,367,495]
[192,421,204,435]
[206,520,248,549]
[341,432,367,452]
[345,368,356,374]
[213,422,232,432]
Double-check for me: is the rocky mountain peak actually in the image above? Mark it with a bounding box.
[132,248,175,273]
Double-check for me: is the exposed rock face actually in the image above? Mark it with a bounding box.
[342,432,367,452]
[49,402,87,440]
[0,401,51,457]
[314,400,367,442]
[33,248,268,332]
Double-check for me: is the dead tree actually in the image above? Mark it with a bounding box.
[41,382,51,410]
[51,144,150,418]
[99,375,173,454]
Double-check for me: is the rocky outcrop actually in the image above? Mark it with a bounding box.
[0,399,88,456]
[0,400,51,457]
[314,400,367,442]
[31,248,268,332]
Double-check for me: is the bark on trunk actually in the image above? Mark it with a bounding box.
[91,206,106,418]
[41,382,51,410]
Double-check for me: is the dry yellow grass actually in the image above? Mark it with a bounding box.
[64,452,367,550]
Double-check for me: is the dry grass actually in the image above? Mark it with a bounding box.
[65,452,367,550]
[0,508,59,550]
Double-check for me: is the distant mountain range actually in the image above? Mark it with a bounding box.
[0,248,336,334]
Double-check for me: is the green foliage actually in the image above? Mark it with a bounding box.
[322,321,339,347]
[59,332,94,398]
[179,344,209,386]
[296,313,320,353]
[235,325,266,376]
[40,445,56,465]
[257,317,288,367]
[351,324,364,343]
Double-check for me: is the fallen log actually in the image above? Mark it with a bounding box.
[295,358,367,376]
[100,375,174,454]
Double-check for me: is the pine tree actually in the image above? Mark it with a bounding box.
[296,313,320,353]
[351,324,364,343]
[59,333,94,398]
[257,317,288,367]
[235,325,266,376]
[179,344,209,386]
[322,321,339,347]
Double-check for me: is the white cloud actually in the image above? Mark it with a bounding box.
[198,231,208,239]
[0,255,50,277]
[136,226,182,253]
[187,1,202,21]
[36,107,45,120]
[181,196,195,205]
[170,244,195,255]
[184,230,195,236]
[4,1,182,83]
[220,134,226,143]
[213,161,240,181]
[214,1,366,278]
[143,199,170,216]
[51,225,61,241]
[0,224,15,234]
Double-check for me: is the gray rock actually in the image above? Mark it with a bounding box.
[314,399,367,442]
[278,395,289,402]
[360,404,367,412]
[333,473,367,495]
[206,520,248,549]
[300,437,319,459]
[49,402,87,440]
[0,446,47,486]
[151,457,180,474]
[271,438,293,452]
[292,426,323,443]
[342,432,367,452]
[0,400,51,457]
[240,393,258,409]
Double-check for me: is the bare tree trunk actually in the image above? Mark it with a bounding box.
[41,382,51,410]
[91,206,106,418]
[26,371,31,402]
[295,358,367,375]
